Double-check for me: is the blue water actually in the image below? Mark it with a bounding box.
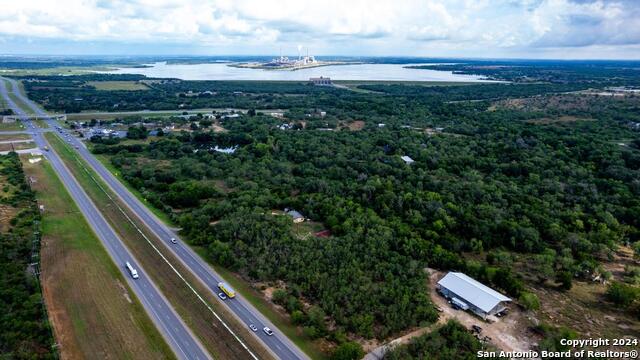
[106,62,491,82]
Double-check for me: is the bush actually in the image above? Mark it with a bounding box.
[519,292,541,310]
[383,320,481,360]
[606,282,640,307]
[536,323,577,352]
[331,341,364,360]
[556,271,573,291]
[271,289,287,305]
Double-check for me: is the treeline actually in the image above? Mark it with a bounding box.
[356,82,590,100]
[406,61,640,84]
[0,153,56,359]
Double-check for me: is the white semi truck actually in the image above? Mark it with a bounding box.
[125,261,139,279]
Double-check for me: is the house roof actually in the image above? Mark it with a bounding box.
[286,210,304,219]
[437,272,511,313]
[400,155,415,164]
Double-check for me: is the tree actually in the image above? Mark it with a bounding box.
[632,241,640,259]
[271,289,287,306]
[127,125,148,139]
[331,342,364,360]
[556,271,573,291]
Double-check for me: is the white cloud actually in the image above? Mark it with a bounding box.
[0,0,638,57]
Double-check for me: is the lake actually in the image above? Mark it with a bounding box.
[105,62,491,82]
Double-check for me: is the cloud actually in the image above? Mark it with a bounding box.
[0,0,638,57]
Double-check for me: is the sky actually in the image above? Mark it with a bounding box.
[0,0,639,59]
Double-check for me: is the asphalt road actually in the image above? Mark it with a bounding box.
[4,77,309,360]
[0,77,211,360]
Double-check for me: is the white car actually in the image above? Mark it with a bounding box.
[170,237,177,244]
[249,324,258,332]
[218,292,227,300]
[263,327,274,336]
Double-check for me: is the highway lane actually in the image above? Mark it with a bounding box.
[5,77,309,360]
[0,78,211,360]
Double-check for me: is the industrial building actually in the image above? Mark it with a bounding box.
[309,76,332,86]
[436,272,511,319]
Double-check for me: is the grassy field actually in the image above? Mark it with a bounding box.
[35,119,49,128]
[21,155,175,360]
[0,90,7,110]
[87,81,150,91]
[334,80,477,92]
[0,141,35,152]
[65,108,224,121]
[1,78,36,115]
[46,133,275,360]
[0,122,25,131]
[0,65,120,76]
[0,133,30,141]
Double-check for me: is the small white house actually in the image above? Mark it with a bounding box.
[285,208,305,223]
[400,155,415,164]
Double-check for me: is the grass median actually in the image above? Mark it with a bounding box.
[22,155,175,360]
[94,152,176,226]
[46,133,275,360]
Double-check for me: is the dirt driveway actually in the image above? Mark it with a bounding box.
[428,269,537,353]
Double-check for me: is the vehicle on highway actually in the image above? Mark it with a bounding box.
[217,282,236,298]
[249,324,258,332]
[263,327,274,336]
[125,261,139,279]
[170,237,177,244]
[218,292,227,300]
[44,146,49,151]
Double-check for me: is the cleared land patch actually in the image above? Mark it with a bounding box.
[87,81,150,91]
[22,156,175,360]
[525,115,595,125]
[0,133,30,141]
[0,141,35,152]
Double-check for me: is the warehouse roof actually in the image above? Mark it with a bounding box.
[437,272,511,313]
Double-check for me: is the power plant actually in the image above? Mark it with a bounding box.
[267,46,316,68]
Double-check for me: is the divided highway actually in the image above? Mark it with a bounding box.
[4,77,309,360]
[0,78,211,360]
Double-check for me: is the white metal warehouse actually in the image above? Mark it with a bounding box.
[436,272,511,319]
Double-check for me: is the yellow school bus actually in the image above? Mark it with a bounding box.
[217,282,236,298]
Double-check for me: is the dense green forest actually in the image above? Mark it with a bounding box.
[382,320,482,360]
[76,73,640,348]
[0,153,56,359]
[406,61,640,84]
